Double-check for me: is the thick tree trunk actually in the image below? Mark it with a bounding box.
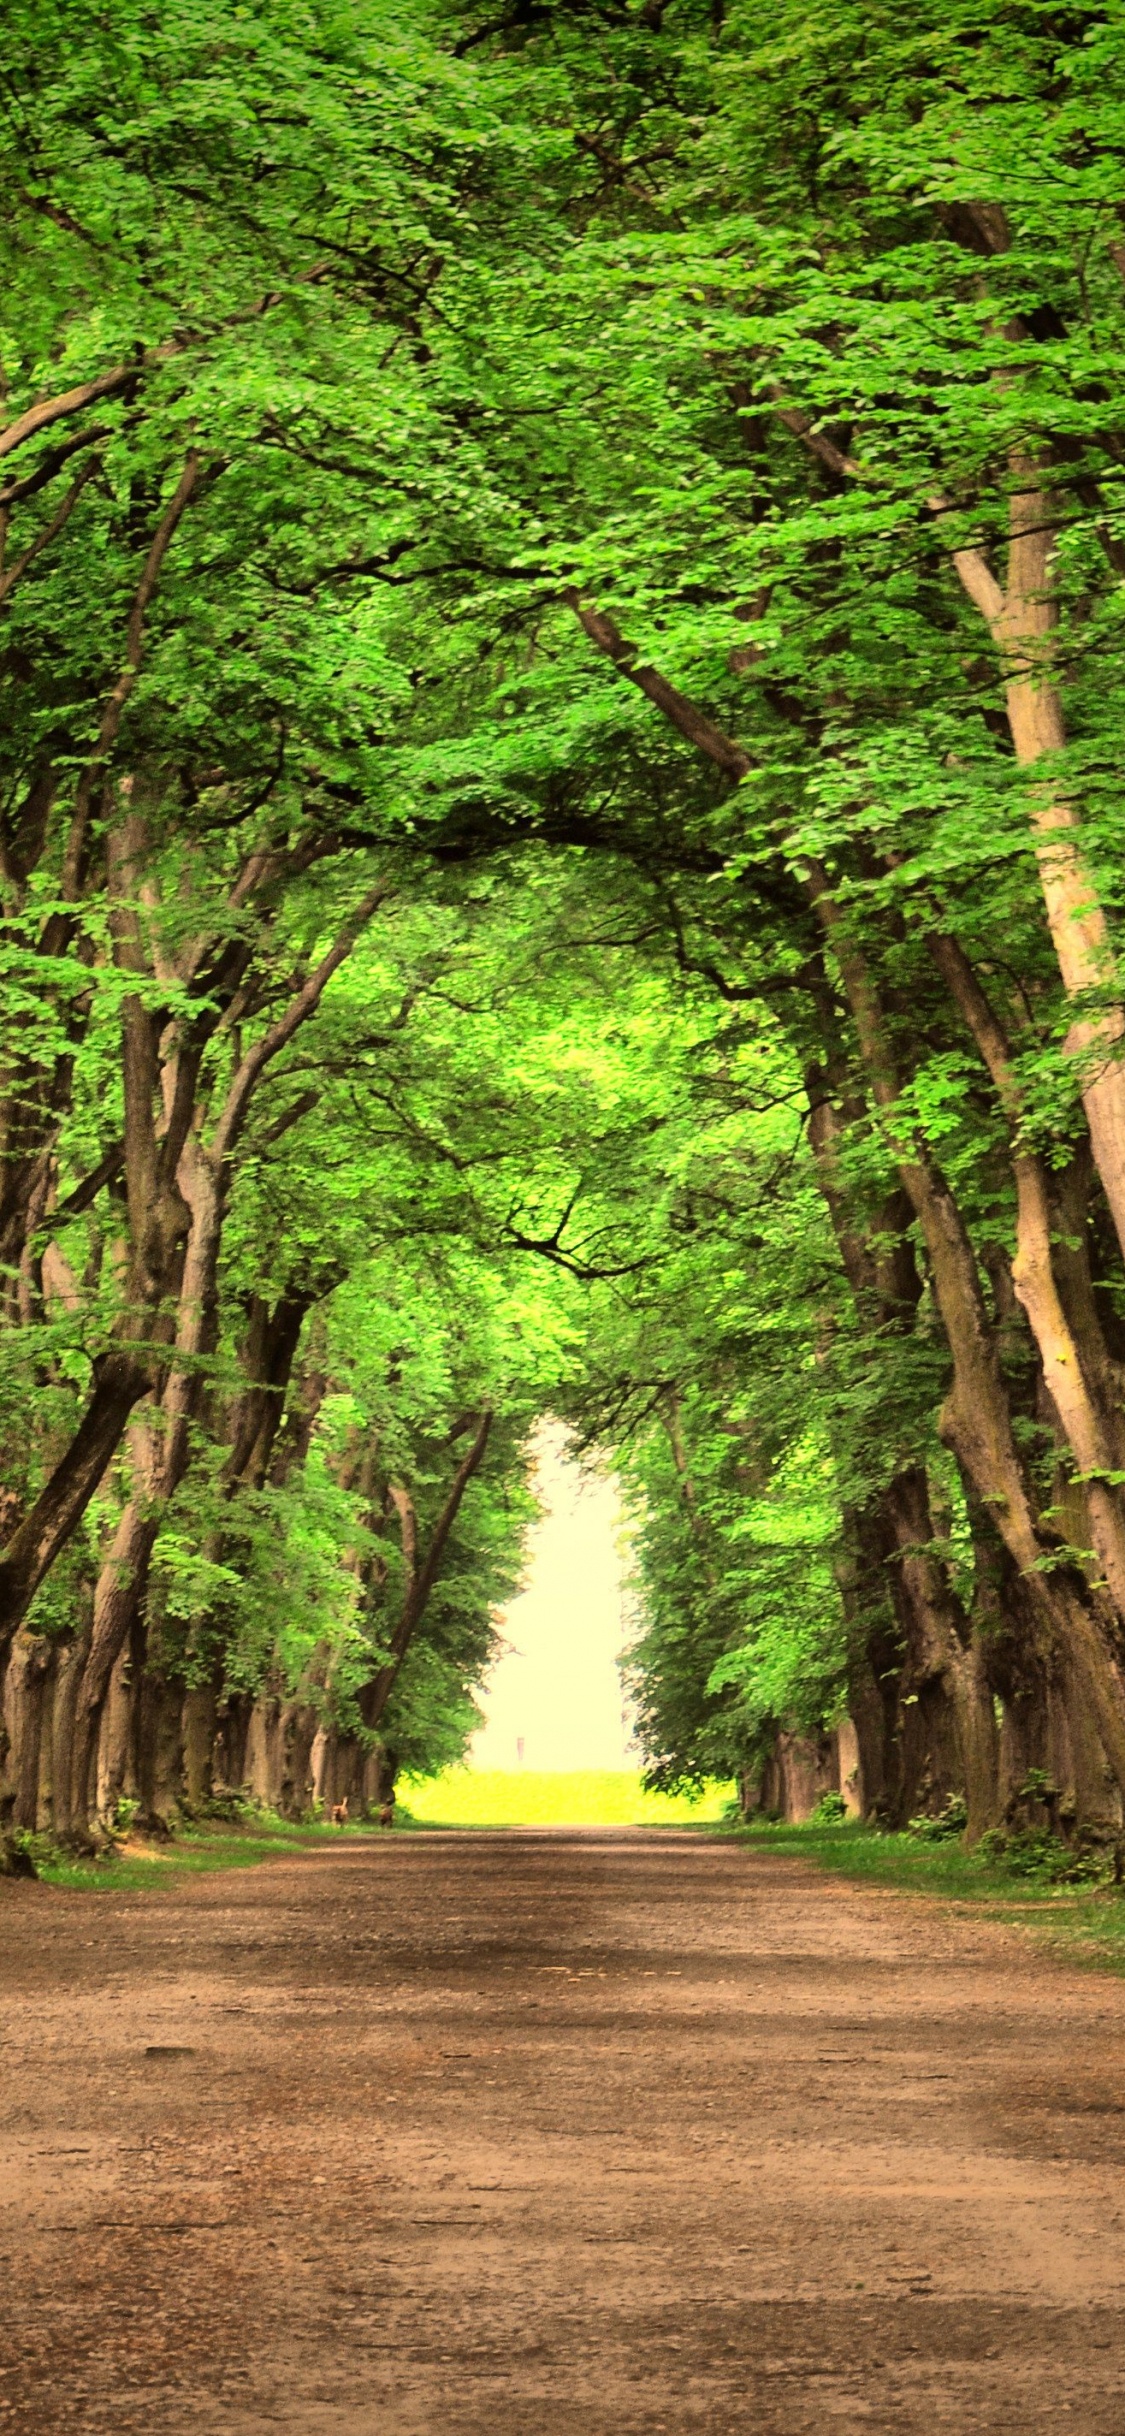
[929,930,1125,1621]
[279,1702,318,1819]
[49,1630,91,1841]
[182,1683,217,1811]
[135,1667,185,1828]
[814,889,1125,1817]
[1050,1659,1120,1838]
[96,1641,136,1822]
[134,1666,162,1828]
[949,459,1125,1263]
[0,1354,150,1658]
[214,1691,254,1795]
[1,1631,53,1830]
[311,1724,331,1811]
[833,1506,904,1823]
[245,1694,284,1809]
[71,1500,162,1831]
[808,1079,975,1820]
[878,1467,968,1820]
[947,1640,1002,1845]
[753,1728,840,1821]
[312,1726,366,1815]
[363,1741,397,1813]
[834,1718,863,1816]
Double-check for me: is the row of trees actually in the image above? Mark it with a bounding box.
[4,0,1125,1849]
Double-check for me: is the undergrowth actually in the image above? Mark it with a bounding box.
[2,1809,386,1893]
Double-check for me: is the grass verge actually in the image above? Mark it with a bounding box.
[729,1816,1125,1976]
[8,1814,380,1895]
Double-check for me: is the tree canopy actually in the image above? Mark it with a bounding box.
[5,0,1125,1850]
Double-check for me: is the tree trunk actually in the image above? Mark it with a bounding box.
[834,1718,863,1817]
[70,1499,162,1831]
[1,1631,53,1830]
[245,1694,284,1809]
[135,1667,185,1828]
[96,1641,136,1823]
[833,1505,904,1822]
[49,1630,91,1841]
[947,1640,1002,1845]
[182,1683,217,1811]
[816,886,1125,1817]
[279,1702,318,1819]
[879,1466,981,1821]
[363,1740,397,1814]
[214,1691,254,1794]
[0,1353,150,1657]
[362,1410,492,1734]
[134,1666,162,1829]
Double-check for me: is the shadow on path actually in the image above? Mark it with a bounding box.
[2,1829,1123,2433]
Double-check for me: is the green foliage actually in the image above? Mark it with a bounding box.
[7,0,1125,1835]
[907,1795,968,1843]
[974,1828,1105,1884]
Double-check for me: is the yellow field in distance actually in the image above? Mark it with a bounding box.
[397,1768,734,1828]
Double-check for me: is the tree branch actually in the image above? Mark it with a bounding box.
[0,458,101,606]
[60,452,202,896]
[48,1140,125,1226]
[764,386,860,480]
[365,1410,493,1730]
[212,879,392,1163]
[0,423,112,509]
[0,365,142,461]
[564,590,752,781]
[763,382,1008,618]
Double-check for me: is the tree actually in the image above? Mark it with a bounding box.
[8,0,1125,1862]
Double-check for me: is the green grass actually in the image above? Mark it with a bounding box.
[730,1816,1125,1976]
[398,1767,734,1828]
[14,1814,359,1895]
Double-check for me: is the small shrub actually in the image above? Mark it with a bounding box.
[196,1787,261,1823]
[0,1830,38,1879]
[907,1794,968,1842]
[1017,1767,1056,1803]
[1007,1830,1068,1878]
[977,1825,1104,1883]
[809,1791,848,1825]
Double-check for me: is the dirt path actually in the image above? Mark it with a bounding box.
[2,1830,1125,2434]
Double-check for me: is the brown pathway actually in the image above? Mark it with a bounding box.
[2,1829,1125,2433]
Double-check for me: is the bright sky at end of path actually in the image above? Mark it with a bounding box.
[469,1420,635,1772]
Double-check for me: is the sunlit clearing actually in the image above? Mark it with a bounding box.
[399,1769,734,1827]
[468,1419,636,1772]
